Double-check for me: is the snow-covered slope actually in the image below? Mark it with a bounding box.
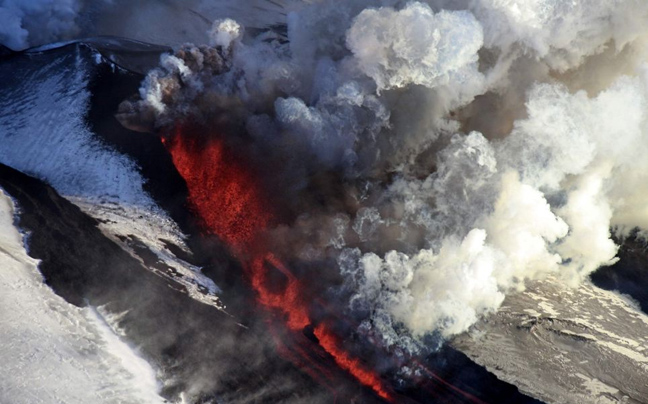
[0,42,222,309]
[0,189,165,404]
[0,45,150,206]
[72,197,223,308]
[452,278,648,404]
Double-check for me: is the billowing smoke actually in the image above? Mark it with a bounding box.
[0,0,81,50]
[118,0,648,359]
[347,3,484,93]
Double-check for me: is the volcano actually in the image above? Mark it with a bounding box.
[2,1,648,404]
[0,38,544,404]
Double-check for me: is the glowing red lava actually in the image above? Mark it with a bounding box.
[249,253,311,330]
[164,126,393,402]
[314,324,392,401]
[163,130,270,251]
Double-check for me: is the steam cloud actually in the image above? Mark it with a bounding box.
[0,0,81,50]
[117,0,648,356]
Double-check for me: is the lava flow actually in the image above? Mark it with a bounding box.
[163,126,393,402]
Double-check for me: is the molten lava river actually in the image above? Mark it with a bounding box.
[163,126,393,402]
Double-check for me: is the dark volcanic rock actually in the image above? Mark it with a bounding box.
[0,44,14,58]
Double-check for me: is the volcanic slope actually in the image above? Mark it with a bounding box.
[0,188,165,404]
[452,277,648,404]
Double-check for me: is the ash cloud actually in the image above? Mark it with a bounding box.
[119,0,648,359]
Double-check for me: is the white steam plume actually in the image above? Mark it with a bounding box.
[119,0,648,356]
[471,0,648,71]
[0,0,81,50]
[347,3,484,95]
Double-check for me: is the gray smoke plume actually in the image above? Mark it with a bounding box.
[117,0,648,356]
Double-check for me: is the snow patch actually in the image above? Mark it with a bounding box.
[0,188,166,404]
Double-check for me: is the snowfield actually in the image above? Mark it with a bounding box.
[0,189,166,404]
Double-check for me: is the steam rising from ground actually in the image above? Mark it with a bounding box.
[0,0,81,50]
[117,0,648,355]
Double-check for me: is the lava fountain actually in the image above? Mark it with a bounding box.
[163,125,393,402]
